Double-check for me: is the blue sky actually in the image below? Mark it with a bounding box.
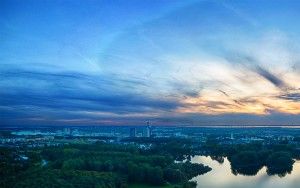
[1,0,300,126]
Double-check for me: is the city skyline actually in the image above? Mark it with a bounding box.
[1,0,300,126]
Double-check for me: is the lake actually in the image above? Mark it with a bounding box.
[191,156,300,188]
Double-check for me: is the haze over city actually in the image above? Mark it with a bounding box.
[1,0,300,126]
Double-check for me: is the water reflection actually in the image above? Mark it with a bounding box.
[210,156,224,164]
[191,156,300,188]
[231,164,263,176]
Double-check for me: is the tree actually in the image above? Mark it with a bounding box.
[163,168,186,183]
[266,152,294,176]
[230,151,263,176]
[145,166,164,185]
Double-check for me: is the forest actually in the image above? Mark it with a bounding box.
[1,136,300,187]
[0,141,211,188]
[203,138,299,176]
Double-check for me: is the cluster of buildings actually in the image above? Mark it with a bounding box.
[1,126,300,148]
[214,132,299,145]
[130,123,152,137]
[0,135,62,148]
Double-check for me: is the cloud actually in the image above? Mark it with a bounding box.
[0,68,182,126]
[279,92,300,102]
[255,65,286,89]
[2,0,300,126]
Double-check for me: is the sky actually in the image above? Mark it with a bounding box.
[1,0,300,126]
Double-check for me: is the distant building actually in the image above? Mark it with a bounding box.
[64,128,71,135]
[144,121,152,137]
[130,128,137,137]
[145,126,151,137]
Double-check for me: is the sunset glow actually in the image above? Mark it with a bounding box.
[1,0,300,126]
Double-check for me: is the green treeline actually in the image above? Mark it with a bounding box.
[2,136,299,188]
[204,141,297,176]
[0,142,211,188]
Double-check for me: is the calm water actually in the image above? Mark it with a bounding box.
[191,156,300,188]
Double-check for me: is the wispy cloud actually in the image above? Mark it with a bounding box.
[1,0,300,126]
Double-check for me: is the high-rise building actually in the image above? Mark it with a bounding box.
[145,126,151,137]
[64,128,71,135]
[130,128,136,137]
[145,121,151,137]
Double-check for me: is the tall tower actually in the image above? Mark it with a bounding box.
[146,121,151,137]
